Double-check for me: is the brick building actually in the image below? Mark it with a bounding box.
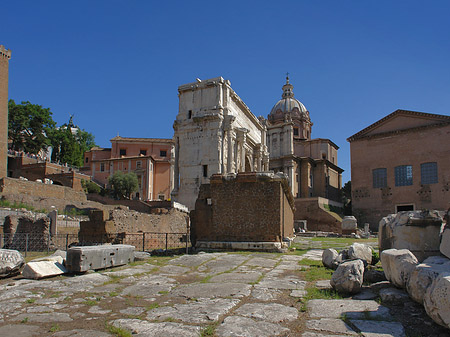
[0,45,11,178]
[348,109,450,230]
[82,136,174,201]
[191,172,295,252]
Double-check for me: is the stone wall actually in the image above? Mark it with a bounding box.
[191,172,295,244]
[3,214,50,250]
[0,177,87,211]
[294,197,342,233]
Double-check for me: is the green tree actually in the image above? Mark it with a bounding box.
[47,122,96,168]
[342,181,352,215]
[108,171,139,199]
[8,100,56,153]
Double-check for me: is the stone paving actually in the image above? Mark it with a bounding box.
[0,250,408,336]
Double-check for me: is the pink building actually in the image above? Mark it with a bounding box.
[82,136,174,201]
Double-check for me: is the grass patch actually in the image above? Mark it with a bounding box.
[109,292,119,297]
[21,317,28,323]
[200,275,213,283]
[49,324,60,333]
[26,298,36,304]
[158,290,169,295]
[106,323,133,337]
[303,265,333,282]
[249,274,264,285]
[84,300,97,306]
[201,322,219,336]
[147,303,160,310]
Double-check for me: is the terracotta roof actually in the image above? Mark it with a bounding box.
[110,136,173,144]
[347,109,450,142]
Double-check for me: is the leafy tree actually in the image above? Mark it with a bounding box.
[82,180,101,194]
[342,181,352,215]
[108,171,139,199]
[8,100,56,153]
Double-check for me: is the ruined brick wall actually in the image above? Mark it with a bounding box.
[3,214,50,250]
[294,197,342,233]
[192,173,294,242]
[79,207,189,237]
[0,177,88,212]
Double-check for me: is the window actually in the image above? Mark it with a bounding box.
[203,165,208,178]
[395,165,413,186]
[293,128,299,136]
[373,168,387,188]
[140,149,147,156]
[136,161,142,169]
[396,204,414,212]
[100,163,105,172]
[158,194,165,201]
[85,157,89,163]
[188,110,192,119]
[160,150,167,157]
[421,162,438,184]
[119,149,126,156]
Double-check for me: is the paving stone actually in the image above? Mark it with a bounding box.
[350,319,406,337]
[306,318,358,335]
[102,267,149,277]
[157,265,191,275]
[27,306,54,313]
[111,318,201,337]
[88,305,112,314]
[147,298,239,323]
[235,303,298,322]
[209,271,262,283]
[315,279,332,289]
[53,329,111,337]
[290,289,307,298]
[300,250,324,261]
[0,324,41,337]
[119,307,146,316]
[256,276,306,290]
[244,257,279,268]
[168,253,219,267]
[307,299,392,320]
[12,312,73,322]
[302,332,350,337]
[216,316,290,337]
[199,254,249,274]
[251,287,281,301]
[171,282,252,299]
[121,274,176,297]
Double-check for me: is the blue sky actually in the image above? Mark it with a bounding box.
[4,1,450,183]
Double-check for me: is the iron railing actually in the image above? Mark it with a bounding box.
[0,232,191,256]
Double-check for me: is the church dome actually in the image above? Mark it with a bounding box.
[269,75,310,121]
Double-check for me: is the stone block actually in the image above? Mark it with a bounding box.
[440,226,450,259]
[348,242,372,265]
[66,244,135,272]
[423,271,450,329]
[342,216,357,230]
[380,249,418,288]
[322,248,338,269]
[22,260,67,279]
[0,249,25,278]
[407,255,450,304]
[330,259,364,294]
[378,210,443,262]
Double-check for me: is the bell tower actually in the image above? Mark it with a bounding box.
[0,45,11,178]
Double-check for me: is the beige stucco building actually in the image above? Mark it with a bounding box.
[0,45,11,178]
[348,109,450,230]
[172,77,269,210]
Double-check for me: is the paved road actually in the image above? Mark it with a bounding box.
[0,250,405,336]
